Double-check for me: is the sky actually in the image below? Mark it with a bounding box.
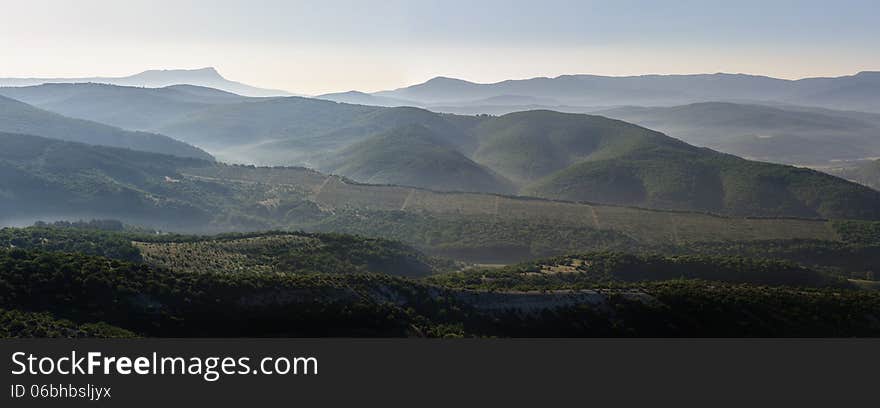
[1,0,879,95]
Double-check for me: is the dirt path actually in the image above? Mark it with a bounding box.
[669,214,681,244]
[589,205,601,229]
[312,176,334,201]
[400,188,416,211]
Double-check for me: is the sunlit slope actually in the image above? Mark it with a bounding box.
[319,125,515,193]
[466,110,880,220]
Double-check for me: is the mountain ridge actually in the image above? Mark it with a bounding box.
[596,102,880,165]
[371,71,880,112]
[0,94,212,160]
[0,67,293,97]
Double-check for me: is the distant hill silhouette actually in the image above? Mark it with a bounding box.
[0,83,248,130]
[598,102,880,165]
[0,67,293,97]
[372,71,880,113]
[316,90,418,107]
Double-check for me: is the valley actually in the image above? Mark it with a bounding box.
[1,67,879,338]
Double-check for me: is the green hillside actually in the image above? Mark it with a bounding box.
[0,94,211,160]
[0,308,135,338]
[172,102,880,220]
[0,224,455,277]
[470,110,691,184]
[3,132,879,264]
[467,111,880,220]
[183,164,876,265]
[428,252,851,290]
[133,232,454,278]
[0,132,214,227]
[523,145,880,219]
[2,245,879,337]
[7,84,875,220]
[319,124,515,193]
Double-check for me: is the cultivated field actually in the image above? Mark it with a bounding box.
[185,165,844,247]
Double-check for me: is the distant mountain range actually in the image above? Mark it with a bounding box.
[0,67,293,97]
[0,83,249,131]
[2,76,880,218]
[13,82,880,168]
[316,71,880,114]
[5,83,872,219]
[596,102,880,165]
[315,90,419,107]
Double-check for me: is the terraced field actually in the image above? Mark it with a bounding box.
[185,165,841,248]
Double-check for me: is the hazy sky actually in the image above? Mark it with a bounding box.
[2,0,878,94]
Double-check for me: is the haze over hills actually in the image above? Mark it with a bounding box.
[316,90,419,107]
[10,75,880,168]
[3,80,873,218]
[468,110,880,218]
[5,0,880,341]
[318,124,516,194]
[597,102,880,165]
[367,71,880,113]
[0,95,212,160]
[2,74,879,220]
[131,94,880,219]
[832,160,880,190]
[0,67,293,97]
[0,132,213,227]
[2,131,876,264]
[0,83,248,131]
[149,98,483,166]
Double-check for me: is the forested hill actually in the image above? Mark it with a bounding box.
[2,241,879,337]
[146,95,880,219]
[318,124,516,194]
[0,94,212,160]
[4,131,880,265]
[475,111,880,220]
[0,132,214,227]
[3,83,877,219]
